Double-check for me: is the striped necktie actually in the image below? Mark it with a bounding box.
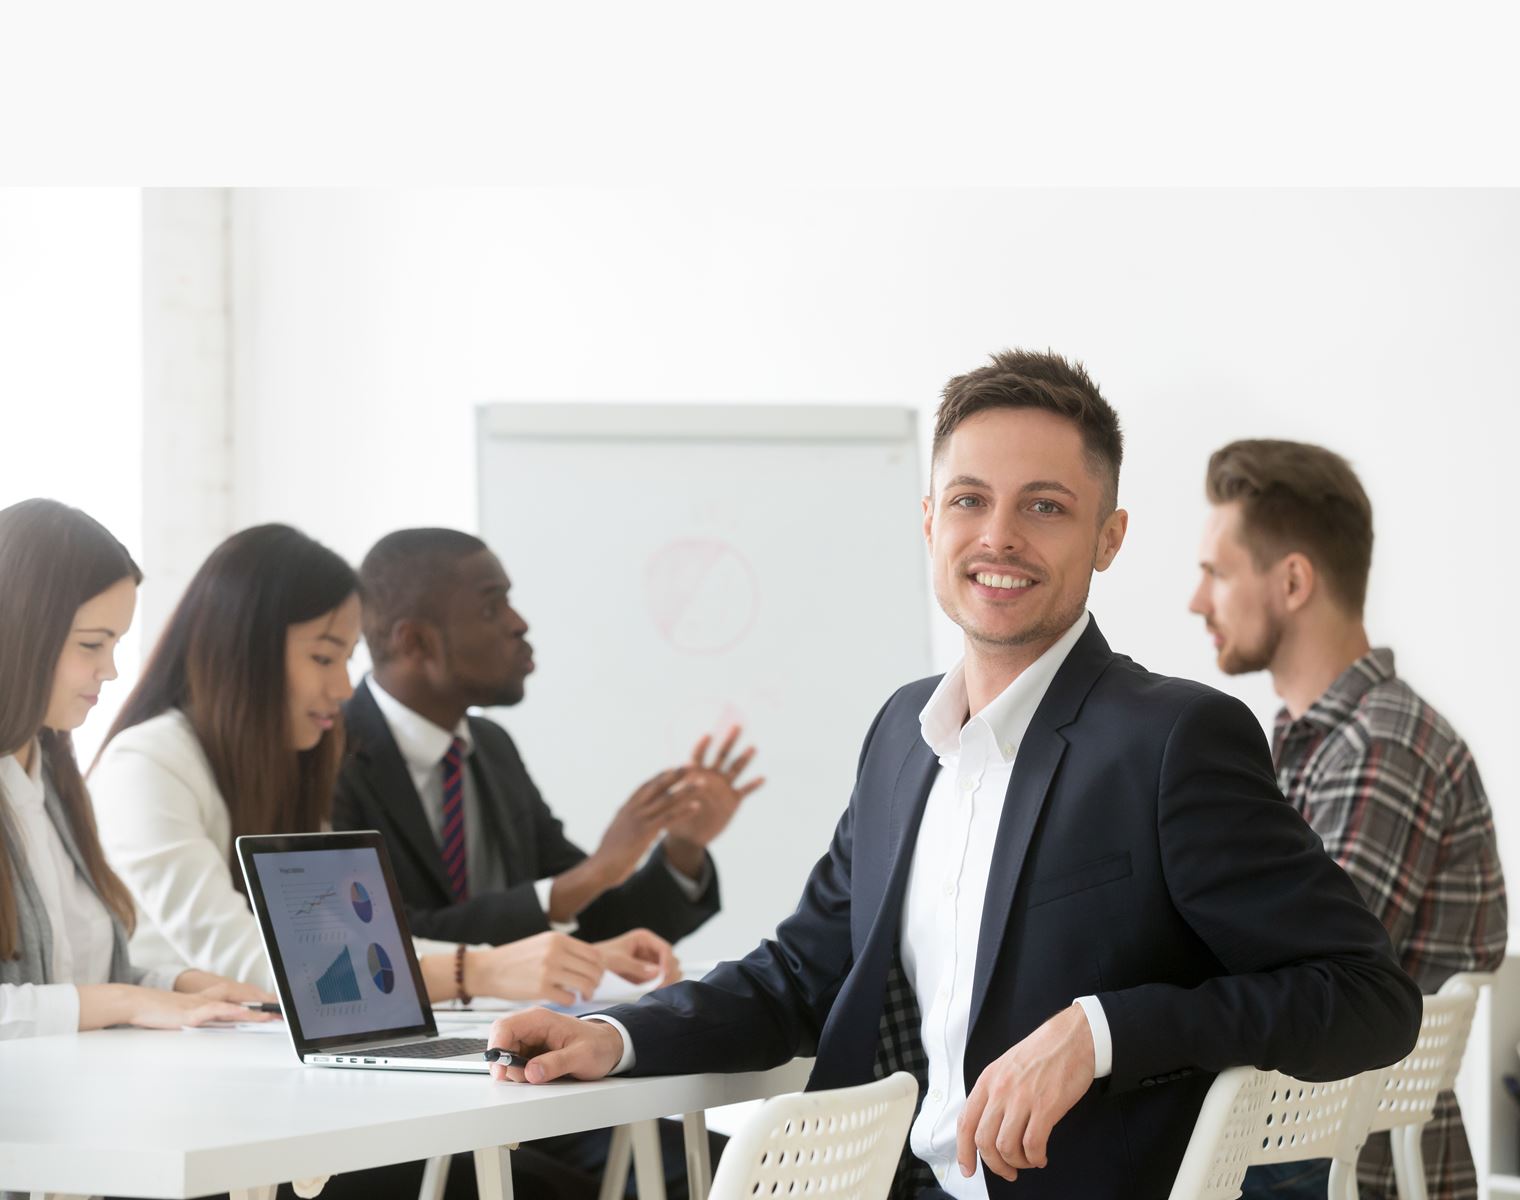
[440,736,469,901]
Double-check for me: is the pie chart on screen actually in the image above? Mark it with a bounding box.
[350,881,373,923]
[367,943,395,994]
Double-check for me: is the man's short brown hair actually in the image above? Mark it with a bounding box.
[1206,439,1374,615]
[932,349,1124,513]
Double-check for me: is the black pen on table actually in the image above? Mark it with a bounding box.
[484,1047,529,1068]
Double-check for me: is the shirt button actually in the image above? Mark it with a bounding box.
[960,777,975,792]
[936,1167,947,1181]
[942,881,956,897]
[929,1088,942,1101]
[1001,742,1014,757]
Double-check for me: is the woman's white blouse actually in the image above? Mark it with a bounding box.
[92,711,275,989]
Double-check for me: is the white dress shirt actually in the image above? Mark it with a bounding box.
[591,612,1112,1158]
[1,748,179,1040]
[904,610,1109,1198]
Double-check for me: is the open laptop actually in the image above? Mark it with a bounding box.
[237,830,492,1073]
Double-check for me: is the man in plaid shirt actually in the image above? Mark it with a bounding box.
[1190,438,1508,1200]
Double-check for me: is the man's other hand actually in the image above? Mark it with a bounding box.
[665,726,765,862]
[956,1002,1096,1182]
[596,927,681,988]
[467,931,604,1005]
[590,767,691,886]
[487,1008,626,1084]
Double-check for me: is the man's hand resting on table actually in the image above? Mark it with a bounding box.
[485,1008,625,1084]
[595,928,681,988]
[957,1002,1096,1183]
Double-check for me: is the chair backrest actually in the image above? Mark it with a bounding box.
[1366,973,1483,1135]
[1167,1067,1383,1200]
[708,1072,919,1200]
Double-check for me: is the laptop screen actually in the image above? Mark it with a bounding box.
[239,833,435,1053]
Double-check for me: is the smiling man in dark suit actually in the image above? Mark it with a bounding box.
[481,349,1421,1200]
[334,528,763,957]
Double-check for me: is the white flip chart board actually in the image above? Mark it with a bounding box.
[477,403,931,961]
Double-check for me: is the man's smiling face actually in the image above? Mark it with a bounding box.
[923,406,1126,661]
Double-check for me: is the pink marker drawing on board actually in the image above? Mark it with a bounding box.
[644,538,759,655]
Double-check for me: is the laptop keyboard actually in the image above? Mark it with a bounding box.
[381,1037,489,1060]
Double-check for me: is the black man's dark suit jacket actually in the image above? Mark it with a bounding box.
[333,680,721,946]
[600,619,1420,1199]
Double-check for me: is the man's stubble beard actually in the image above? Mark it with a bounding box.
[1216,614,1284,676]
[939,576,1092,654]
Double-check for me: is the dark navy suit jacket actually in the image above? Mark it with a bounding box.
[333,681,720,947]
[601,619,1420,1198]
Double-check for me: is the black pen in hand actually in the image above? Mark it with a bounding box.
[484,1047,530,1069]
[240,1002,282,1014]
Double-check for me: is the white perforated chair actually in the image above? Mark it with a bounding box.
[705,1072,918,1200]
[1166,1066,1384,1200]
[1363,973,1486,1200]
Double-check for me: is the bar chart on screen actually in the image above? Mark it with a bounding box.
[313,946,364,1006]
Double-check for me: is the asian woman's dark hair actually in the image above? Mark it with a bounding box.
[0,499,141,960]
[99,524,358,892]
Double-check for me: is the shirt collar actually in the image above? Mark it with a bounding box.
[366,676,475,772]
[918,610,1092,763]
[0,744,45,811]
[1282,647,1397,733]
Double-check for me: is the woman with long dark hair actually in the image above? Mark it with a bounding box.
[0,499,271,1038]
[92,523,664,1005]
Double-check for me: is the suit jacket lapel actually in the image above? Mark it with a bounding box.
[967,618,1117,1034]
[817,727,939,1088]
[967,721,1068,1033]
[347,682,453,901]
[877,736,940,937]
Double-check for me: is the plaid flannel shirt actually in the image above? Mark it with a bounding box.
[1274,648,1508,1200]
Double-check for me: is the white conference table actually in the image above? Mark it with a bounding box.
[0,1028,812,1200]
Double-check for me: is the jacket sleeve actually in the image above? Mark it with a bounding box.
[402,882,553,945]
[567,843,721,944]
[596,698,892,1075]
[599,804,855,1075]
[1099,691,1423,1092]
[91,737,273,991]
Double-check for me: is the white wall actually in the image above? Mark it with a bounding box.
[221,187,1520,942]
[0,188,143,765]
[141,189,233,648]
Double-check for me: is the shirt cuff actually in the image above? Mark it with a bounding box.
[27,983,82,1037]
[582,1014,636,1074]
[535,877,579,934]
[663,854,713,902]
[1073,995,1112,1079]
[141,965,186,993]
